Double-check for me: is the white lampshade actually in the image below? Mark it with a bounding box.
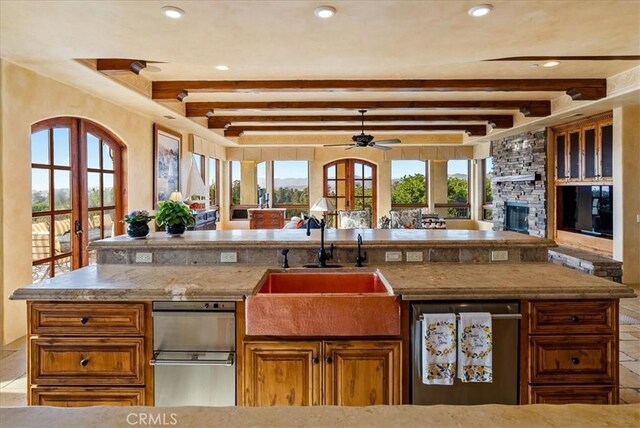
[310,197,336,212]
[169,191,183,201]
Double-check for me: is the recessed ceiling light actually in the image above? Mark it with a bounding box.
[529,63,539,68]
[468,4,493,17]
[215,65,229,71]
[161,6,185,19]
[314,6,336,18]
[543,60,561,68]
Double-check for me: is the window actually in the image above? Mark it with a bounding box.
[208,158,218,206]
[482,158,494,221]
[273,160,309,219]
[434,159,470,219]
[230,161,241,205]
[391,160,427,208]
[256,161,267,204]
[31,118,124,282]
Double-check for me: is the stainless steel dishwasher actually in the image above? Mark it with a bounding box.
[151,301,236,406]
[411,301,520,405]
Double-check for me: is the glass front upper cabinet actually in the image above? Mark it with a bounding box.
[553,112,613,183]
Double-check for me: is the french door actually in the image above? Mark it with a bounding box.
[31,118,125,281]
[323,159,377,227]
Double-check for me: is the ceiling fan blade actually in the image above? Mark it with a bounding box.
[345,145,357,150]
[372,138,401,145]
[323,143,355,147]
[372,144,392,151]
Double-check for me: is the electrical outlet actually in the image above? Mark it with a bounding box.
[637,214,640,223]
[385,251,402,262]
[220,252,238,263]
[135,252,153,263]
[491,250,509,262]
[406,251,423,262]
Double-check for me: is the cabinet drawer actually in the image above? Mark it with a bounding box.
[30,302,146,336]
[30,338,145,385]
[31,386,146,406]
[529,385,616,404]
[529,335,615,384]
[528,300,615,334]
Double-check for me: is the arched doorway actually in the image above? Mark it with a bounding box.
[323,159,377,227]
[31,117,126,281]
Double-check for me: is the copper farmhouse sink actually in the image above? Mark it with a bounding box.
[245,270,400,337]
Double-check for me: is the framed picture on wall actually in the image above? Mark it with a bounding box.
[153,124,181,208]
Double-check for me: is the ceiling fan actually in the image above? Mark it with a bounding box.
[324,110,401,151]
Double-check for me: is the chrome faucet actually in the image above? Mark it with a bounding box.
[306,215,334,268]
[355,233,367,267]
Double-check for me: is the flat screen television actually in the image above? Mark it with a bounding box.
[558,185,613,238]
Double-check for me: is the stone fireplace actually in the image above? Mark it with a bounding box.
[491,129,547,237]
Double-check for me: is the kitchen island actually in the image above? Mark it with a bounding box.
[10,230,635,407]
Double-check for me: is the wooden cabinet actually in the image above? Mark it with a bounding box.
[324,341,401,406]
[553,112,613,184]
[248,209,285,229]
[243,341,321,406]
[27,302,153,407]
[31,386,146,406]
[243,340,401,407]
[523,300,618,404]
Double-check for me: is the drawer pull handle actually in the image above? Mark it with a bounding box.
[571,315,580,322]
[312,357,319,365]
[571,357,580,365]
[80,317,89,324]
[80,358,90,367]
[326,357,333,364]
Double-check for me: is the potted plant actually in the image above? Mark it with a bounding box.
[122,210,155,238]
[155,200,195,236]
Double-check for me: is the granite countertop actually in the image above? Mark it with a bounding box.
[10,262,636,301]
[90,229,556,249]
[2,404,638,428]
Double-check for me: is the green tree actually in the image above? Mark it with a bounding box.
[447,176,469,217]
[231,180,241,205]
[391,174,426,205]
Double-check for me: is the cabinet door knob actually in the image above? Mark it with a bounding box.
[571,357,580,365]
[326,357,333,364]
[312,357,319,365]
[571,315,580,322]
[80,317,89,324]
[80,358,90,367]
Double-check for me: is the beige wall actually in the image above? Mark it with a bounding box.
[0,61,223,344]
[613,105,640,284]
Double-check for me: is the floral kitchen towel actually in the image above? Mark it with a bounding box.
[457,312,493,383]
[421,313,457,385]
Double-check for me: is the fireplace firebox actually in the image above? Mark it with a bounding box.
[505,202,529,234]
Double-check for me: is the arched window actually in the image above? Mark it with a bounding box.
[31,118,125,282]
[323,159,377,227]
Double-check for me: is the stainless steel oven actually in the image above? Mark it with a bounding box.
[151,301,236,406]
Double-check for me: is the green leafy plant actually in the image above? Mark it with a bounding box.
[122,210,154,224]
[155,200,195,227]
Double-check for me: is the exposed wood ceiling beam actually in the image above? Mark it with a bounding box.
[153,79,606,100]
[187,100,551,117]
[486,55,640,61]
[224,124,487,137]
[96,59,147,75]
[209,114,513,129]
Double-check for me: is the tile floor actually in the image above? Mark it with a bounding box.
[1,287,639,407]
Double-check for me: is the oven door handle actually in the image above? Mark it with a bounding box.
[150,352,234,366]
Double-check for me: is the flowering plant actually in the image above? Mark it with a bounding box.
[122,210,154,224]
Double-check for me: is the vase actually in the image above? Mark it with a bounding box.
[166,223,186,236]
[127,221,150,238]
